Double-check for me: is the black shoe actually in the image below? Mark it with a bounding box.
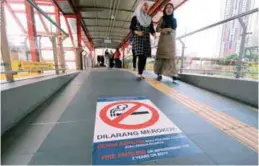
[136,76,142,81]
[156,75,162,81]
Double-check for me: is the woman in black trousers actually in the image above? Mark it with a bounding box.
[130,1,155,80]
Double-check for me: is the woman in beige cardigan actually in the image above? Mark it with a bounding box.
[154,3,180,83]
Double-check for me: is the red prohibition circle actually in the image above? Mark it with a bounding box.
[100,101,159,130]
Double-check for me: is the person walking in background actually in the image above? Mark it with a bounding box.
[105,49,109,66]
[154,3,180,83]
[130,1,155,80]
[114,48,121,68]
[109,50,114,68]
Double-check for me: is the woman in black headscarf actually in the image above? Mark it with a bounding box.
[154,3,180,83]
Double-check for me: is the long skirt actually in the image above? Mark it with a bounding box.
[154,58,178,77]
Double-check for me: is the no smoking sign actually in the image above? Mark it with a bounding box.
[93,96,201,165]
[100,101,159,130]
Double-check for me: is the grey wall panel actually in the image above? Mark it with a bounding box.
[1,72,79,135]
[180,74,258,107]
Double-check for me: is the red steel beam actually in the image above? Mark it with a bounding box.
[148,0,164,15]
[65,16,78,68]
[25,0,39,61]
[41,47,75,51]
[64,14,77,18]
[8,0,53,6]
[64,17,76,47]
[13,10,55,15]
[50,0,93,50]
[4,2,27,33]
[66,0,94,49]
[49,0,64,14]
[77,15,82,48]
[55,7,63,66]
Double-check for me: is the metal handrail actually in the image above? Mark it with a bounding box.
[176,8,258,40]
[26,0,68,37]
[150,8,258,47]
[0,68,67,74]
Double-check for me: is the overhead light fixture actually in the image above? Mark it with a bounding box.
[111,15,115,20]
[104,39,112,44]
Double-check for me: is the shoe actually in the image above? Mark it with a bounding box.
[136,77,142,81]
[156,75,162,81]
[136,74,143,81]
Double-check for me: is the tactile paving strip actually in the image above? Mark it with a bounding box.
[128,70,258,152]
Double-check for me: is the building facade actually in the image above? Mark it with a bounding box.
[220,0,256,56]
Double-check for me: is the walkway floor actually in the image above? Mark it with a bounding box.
[1,69,258,165]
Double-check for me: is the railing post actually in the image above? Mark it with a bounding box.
[60,37,66,73]
[179,39,186,74]
[51,36,59,75]
[55,7,65,73]
[1,2,14,82]
[235,17,248,78]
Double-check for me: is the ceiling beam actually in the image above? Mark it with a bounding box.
[82,17,131,23]
[85,25,129,29]
[88,30,129,33]
[92,37,125,39]
[79,6,133,13]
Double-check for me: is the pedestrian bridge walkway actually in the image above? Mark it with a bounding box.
[1,69,258,165]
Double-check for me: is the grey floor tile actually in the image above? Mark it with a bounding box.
[166,112,218,135]
[138,160,158,165]
[223,109,258,128]
[37,121,94,153]
[29,148,91,165]
[171,153,216,165]
[1,124,55,155]
[189,130,258,165]
[1,153,34,165]
[154,157,179,165]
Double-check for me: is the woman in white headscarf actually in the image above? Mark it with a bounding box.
[130,1,155,80]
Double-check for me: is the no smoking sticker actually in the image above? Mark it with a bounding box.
[100,101,159,130]
[92,96,201,165]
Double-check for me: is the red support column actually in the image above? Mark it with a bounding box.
[25,1,39,61]
[76,14,82,70]
[77,16,82,49]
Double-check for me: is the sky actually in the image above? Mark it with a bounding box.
[173,0,258,58]
[173,0,227,58]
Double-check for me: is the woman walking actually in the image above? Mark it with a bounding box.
[154,3,180,83]
[130,1,155,80]
[109,50,114,68]
[114,48,121,68]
